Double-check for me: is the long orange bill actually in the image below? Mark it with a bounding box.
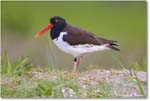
[35,23,53,38]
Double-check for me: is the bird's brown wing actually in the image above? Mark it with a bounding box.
[62,24,115,45]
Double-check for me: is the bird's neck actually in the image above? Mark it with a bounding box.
[50,23,66,40]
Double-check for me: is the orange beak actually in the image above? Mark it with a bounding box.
[35,23,53,38]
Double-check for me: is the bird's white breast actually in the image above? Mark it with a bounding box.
[53,32,109,57]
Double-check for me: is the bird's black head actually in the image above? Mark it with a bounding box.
[50,16,67,28]
[35,16,67,39]
[49,16,67,39]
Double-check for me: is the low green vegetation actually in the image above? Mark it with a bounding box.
[0,52,147,98]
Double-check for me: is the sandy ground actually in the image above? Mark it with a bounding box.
[30,68,147,98]
[1,68,147,98]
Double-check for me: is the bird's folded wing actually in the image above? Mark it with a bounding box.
[62,25,115,45]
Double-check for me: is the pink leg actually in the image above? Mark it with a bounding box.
[72,53,89,73]
[72,58,80,73]
[77,58,80,66]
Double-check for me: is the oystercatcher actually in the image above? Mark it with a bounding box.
[35,16,120,74]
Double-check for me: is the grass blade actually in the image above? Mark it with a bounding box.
[133,71,146,98]
[4,50,12,76]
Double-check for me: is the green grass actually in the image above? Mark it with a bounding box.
[0,52,147,98]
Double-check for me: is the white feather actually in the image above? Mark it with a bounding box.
[53,32,109,57]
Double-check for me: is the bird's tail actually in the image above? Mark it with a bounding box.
[107,41,120,51]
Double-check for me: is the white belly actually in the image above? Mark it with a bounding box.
[53,32,109,57]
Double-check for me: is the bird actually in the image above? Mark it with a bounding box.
[35,16,120,74]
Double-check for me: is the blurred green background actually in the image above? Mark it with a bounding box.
[1,1,146,71]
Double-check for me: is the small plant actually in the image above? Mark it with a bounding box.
[12,57,32,76]
[1,51,32,76]
[36,80,53,97]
